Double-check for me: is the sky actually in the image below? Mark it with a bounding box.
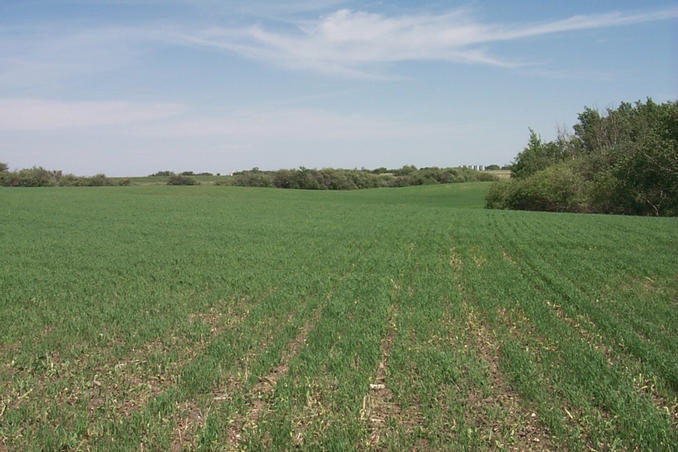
[0,0,676,176]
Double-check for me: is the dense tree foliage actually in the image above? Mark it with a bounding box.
[510,129,570,179]
[217,166,497,190]
[488,99,678,216]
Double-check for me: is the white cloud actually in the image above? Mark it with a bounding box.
[179,7,678,77]
[0,98,183,131]
[3,6,673,85]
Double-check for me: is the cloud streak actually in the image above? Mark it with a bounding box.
[0,97,468,141]
[0,98,182,131]
[2,6,673,85]
[179,7,678,77]
[0,26,163,89]
[0,98,484,175]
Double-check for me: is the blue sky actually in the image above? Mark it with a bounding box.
[1,0,676,176]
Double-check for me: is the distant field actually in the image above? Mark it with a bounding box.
[484,169,511,180]
[1,182,676,450]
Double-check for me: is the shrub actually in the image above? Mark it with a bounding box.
[476,172,499,182]
[86,174,110,186]
[485,181,511,209]
[2,167,59,187]
[487,162,588,212]
[488,99,678,216]
[167,174,198,185]
[57,174,83,186]
[231,172,273,187]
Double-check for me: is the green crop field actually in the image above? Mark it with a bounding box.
[1,182,676,450]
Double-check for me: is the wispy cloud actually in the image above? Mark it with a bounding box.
[2,6,673,85]
[0,98,182,131]
[126,108,463,140]
[0,97,483,175]
[178,7,678,77]
[0,25,166,89]
[0,97,467,140]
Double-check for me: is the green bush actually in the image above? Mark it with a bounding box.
[2,167,58,187]
[485,181,511,209]
[232,172,273,187]
[513,163,588,212]
[167,174,198,185]
[476,172,499,182]
[0,166,125,188]
[57,174,83,186]
[487,162,588,212]
[488,99,678,216]
[86,174,110,186]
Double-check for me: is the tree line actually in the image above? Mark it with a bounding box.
[0,165,129,187]
[215,166,497,189]
[0,164,499,188]
[487,98,677,216]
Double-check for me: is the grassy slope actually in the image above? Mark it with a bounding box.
[0,182,676,450]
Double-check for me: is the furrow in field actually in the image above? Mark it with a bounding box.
[95,294,257,419]
[168,401,206,452]
[185,255,363,449]
[499,215,638,357]
[227,305,321,448]
[1,291,259,445]
[505,214,678,398]
[450,235,553,449]
[462,302,552,449]
[359,303,401,449]
[489,243,599,444]
[81,284,298,450]
[159,287,319,451]
[502,245,616,365]
[493,213,677,446]
[163,294,277,451]
[241,243,402,449]
[504,212,676,356]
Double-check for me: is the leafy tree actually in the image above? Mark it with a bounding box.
[511,129,567,179]
[488,98,678,216]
